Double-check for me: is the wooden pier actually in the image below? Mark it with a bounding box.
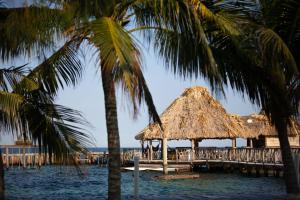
[1,146,300,179]
[131,147,300,178]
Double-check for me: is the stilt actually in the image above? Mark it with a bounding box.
[191,139,195,162]
[22,147,26,169]
[162,138,168,175]
[5,147,9,169]
[232,139,237,148]
[149,140,153,161]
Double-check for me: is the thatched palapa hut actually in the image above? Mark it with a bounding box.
[233,114,300,148]
[136,86,251,141]
[135,86,251,174]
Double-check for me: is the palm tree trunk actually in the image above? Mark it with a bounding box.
[275,117,300,197]
[0,148,5,200]
[102,73,121,200]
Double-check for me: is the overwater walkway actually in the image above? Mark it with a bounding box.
[1,146,300,176]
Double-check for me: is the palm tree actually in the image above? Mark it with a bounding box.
[0,61,93,199]
[1,2,161,199]
[206,0,300,195]
[2,0,299,198]
[0,5,93,198]
[0,1,252,199]
[133,0,300,196]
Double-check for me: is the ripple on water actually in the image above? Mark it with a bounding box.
[5,166,286,200]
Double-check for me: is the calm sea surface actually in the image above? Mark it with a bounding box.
[5,166,286,200]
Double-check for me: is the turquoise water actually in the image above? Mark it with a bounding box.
[5,166,286,200]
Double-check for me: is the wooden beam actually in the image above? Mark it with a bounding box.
[191,139,195,161]
[149,140,153,161]
[162,138,168,175]
[232,138,237,148]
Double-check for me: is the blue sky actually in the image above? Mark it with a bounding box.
[1,0,259,147]
[55,46,258,148]
[0,40,258,147]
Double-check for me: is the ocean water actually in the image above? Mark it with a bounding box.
[4,166,286,200]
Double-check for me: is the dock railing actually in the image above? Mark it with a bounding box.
[2,146,300,167]
[139,147,300,165]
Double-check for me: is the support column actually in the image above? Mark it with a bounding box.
[5,147,9,169]
[149,140,153,161]
[162,138,168,175]
[232,138,237,160]
[191,139,195,161]
[232,138,237,148]
[195,140,199,148]
[141,141,144,159]
[247,138,253,148]
[22,147,26,168]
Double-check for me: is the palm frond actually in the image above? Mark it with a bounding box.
[89,16,161,124]
[0,65,28,91]
[21,101,94,164]
[27,40,83,95]
[0,5,73,60]
[90,17,137,72]
[256,27,298,78]
[0,91,23,116]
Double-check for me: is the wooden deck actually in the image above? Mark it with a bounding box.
[1,146,299,178]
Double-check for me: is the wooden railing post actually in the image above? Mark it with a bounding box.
[262,149,265,164]
[149,140,153,161]
[175,149,178,163]
[5,147,9,169]
[191,139,195,162]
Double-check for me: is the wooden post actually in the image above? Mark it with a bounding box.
[5,147,9,169]
[141,141,144,159]
[195,140,199,148]
[232,139,237,160]
[232,138,237,148]
[191,139,195,162]
[149,140,153,161]
[247,138,253,148]
[162,138,168,175]
[134,156,139,198]
[22,147,26,168]
[147,147,150,162]
[246,149,249,162]
[38,154,42,168]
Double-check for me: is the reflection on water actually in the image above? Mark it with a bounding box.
[5,166,285,200]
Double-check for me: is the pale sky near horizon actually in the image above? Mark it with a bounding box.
[54,46,259,148]
[0,44,259,147]
[1,0,259,147]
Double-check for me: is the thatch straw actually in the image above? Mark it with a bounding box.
[135,86,250,141]
[232,114,300,138]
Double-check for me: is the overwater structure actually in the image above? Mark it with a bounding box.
[135,86,300,177]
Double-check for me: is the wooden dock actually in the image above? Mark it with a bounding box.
[1,146,299,179]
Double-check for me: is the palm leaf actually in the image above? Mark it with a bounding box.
[27,40,83,95]
[0,6,72,60]
[89,16,161,124]
[21,100,93,164]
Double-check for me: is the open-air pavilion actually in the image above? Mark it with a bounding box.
[135,86,252,174]
[135,86,300,174]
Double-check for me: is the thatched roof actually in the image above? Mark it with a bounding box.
[135,86,251,141]
[233,114,300,138]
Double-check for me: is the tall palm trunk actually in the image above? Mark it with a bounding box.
[0,148,5,200]
[102,73,121,200]
[275,117,300,197]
